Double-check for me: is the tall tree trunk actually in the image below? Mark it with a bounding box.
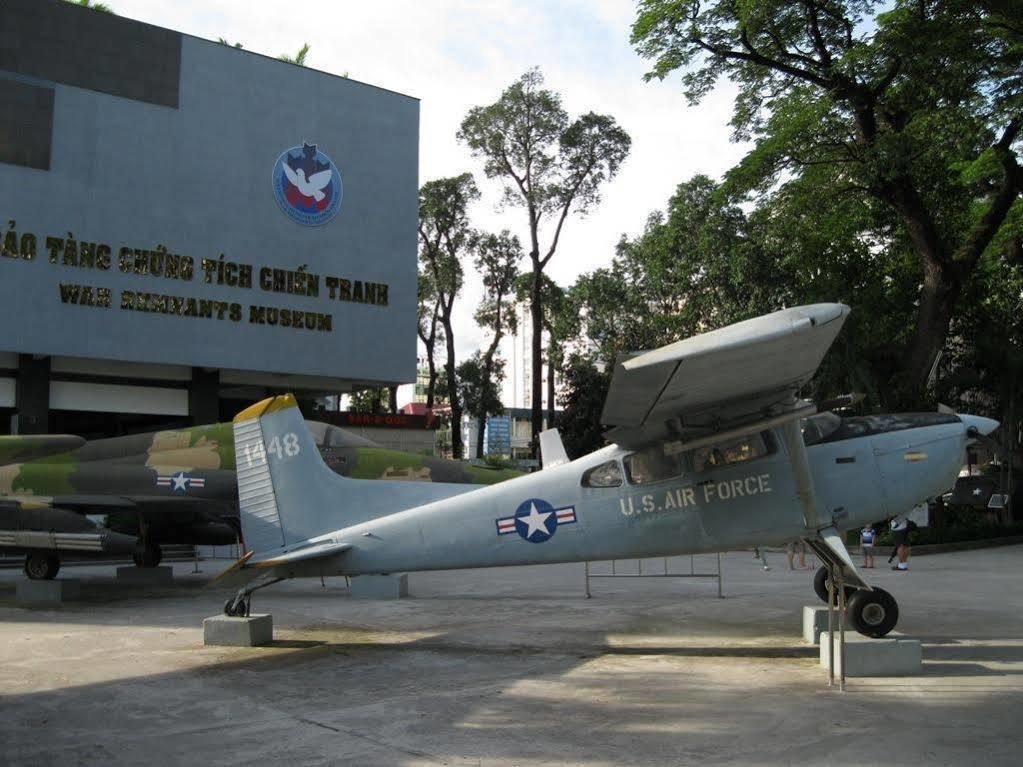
[530,266,543,457]
[476,416,486,459]
[546,350,555,428]
[426,353,437,409]
[442,317,463,459]
[388,386,398,414]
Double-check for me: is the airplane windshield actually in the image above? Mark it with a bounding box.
[803,412,960,445]
[801,413,842,445]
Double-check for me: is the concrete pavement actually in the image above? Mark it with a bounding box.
[0,546,1020,766]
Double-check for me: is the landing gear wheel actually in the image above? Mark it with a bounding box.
[813,566,855,605]
[847,587,899,638]
[223,597,250,617]
[24,552,60,580]
[132,542,163,568]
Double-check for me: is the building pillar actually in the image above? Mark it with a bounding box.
[14,354,50,434]
[189,368,220,425]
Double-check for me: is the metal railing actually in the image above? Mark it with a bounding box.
[583,553,723,598]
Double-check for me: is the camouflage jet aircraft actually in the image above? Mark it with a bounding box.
[218,304,998,638]
[0,419,520,580]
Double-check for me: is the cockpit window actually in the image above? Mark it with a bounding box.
[806,413,959,445]
[801,412,842,446]
[691,432,774,472]
[624,444,683,485]
[582,460,624,488]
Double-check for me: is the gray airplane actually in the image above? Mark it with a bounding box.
[217,304,998,638]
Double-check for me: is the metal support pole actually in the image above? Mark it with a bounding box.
[663,557,668,576]
[827,565,835,688]
[638,558,643,576]
[584,561,591,599]
[192,548,201,574]
[611,559,617,575]
[838,569,847,692]
[717,552,723,598]
[690,555,694,575]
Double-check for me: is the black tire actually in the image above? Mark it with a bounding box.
[848,587,899,637]
[24,552,60,580]
[813,566,855,605]
[223,598,236,617]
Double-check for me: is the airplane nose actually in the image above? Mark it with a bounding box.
[960,414,1000,437]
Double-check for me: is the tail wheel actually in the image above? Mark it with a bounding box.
[847,587,899,638]
[24,552,60,580]
[813,566,855,605]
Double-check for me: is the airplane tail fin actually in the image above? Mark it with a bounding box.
[232,393,476,560]
[232,394,347,554]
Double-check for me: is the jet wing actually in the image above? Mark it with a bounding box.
[602,304,850,448]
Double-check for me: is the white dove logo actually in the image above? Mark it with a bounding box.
[272,142,344,227]
[282,163,333,202]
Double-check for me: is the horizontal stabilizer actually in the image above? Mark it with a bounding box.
[252,541,351,568]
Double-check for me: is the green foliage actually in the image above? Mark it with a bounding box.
[348,388,389,414]
[279,43,310,66]
[556,355,612,459]
[68,0,113,12]
[456,353,506,425]
[632,1,1023,406]
[419,174,479,458]
[459,68,630,452]
[217,38,244,49]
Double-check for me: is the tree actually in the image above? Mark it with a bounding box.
[348,388,386,413]
[557,355,612,459]
[279,43,310,66]
[467,230,521,458]
[68,0,113,12]
[416,269,443,408]
[418,174,478,459]
[217,38,244,49]
[515,273,580,425]
[459,68,631,455]
[633,0,1022,406]
[457,354,507,459]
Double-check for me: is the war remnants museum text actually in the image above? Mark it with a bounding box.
[1,223,391,335]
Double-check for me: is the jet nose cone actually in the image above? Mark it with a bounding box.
[960,414,1000,437]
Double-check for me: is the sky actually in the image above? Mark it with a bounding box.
[110,0,749,404]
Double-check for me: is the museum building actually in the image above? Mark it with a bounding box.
[0,0,419,436]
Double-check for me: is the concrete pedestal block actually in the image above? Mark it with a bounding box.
[116,565,173,584]
[203,614,273,647]
[16,578,80,604]
[803,606,831,644]
[820,632,922,676]
[350,573,408,599]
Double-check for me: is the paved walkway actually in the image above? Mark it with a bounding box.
[0,546,1020,765]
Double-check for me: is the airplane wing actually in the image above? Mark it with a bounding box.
[602,304,850,448]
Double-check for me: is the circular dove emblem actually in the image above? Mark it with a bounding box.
[272,142,344,226]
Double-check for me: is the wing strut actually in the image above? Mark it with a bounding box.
[781,417,867,588]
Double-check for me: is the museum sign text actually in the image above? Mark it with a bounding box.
[0,223,391,335]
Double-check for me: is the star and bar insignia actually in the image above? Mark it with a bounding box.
[156,471,206,494]
[496,498,577,543]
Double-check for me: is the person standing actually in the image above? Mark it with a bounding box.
[860,524,877,568]
[889,515,911,571]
